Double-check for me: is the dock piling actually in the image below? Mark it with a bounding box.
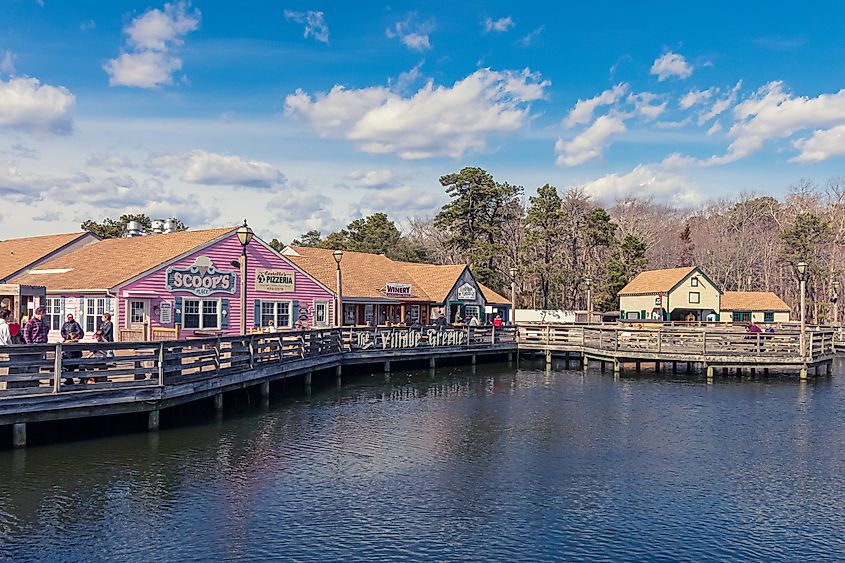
[12,422,25,448]
[148,409,160,432]
[213,393,223,412]
[259,381,270,398]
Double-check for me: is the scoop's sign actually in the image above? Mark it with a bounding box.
[166,256,237,297]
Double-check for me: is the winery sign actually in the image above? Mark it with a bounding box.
[165,256,237,297]
[256,269,295,292]
[385,282,412,298]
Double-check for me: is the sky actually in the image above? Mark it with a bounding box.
[2,0,845,242]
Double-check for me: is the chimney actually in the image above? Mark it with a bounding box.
[151,220,165,234]
[125,221,143,237]
[163,218,178,234]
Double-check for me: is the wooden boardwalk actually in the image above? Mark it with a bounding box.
[518,324,836,377]
[0,323,838,446]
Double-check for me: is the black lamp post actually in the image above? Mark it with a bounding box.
[333,249,343,326]
[509,267,517,324]
[832,279,840,327]
[797,260,808,357]
[236,220,254,335]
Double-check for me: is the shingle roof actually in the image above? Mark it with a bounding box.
[394,261,467,302]
[10,227,235,291]
[721,291,790,312]
[618,266,696,295]
[479,283,510,305]
[0,232,94,281]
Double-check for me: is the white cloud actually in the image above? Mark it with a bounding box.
[580,162,700,206]
[85,153,135,169]
[1,50,16,75]
[284,10,329,43]
[268,190,337,233]
[679,88,714,109]
[629,92,666,120]
[345,169,395,189]
[519,26,543,47]
[104,1,200,88]
[356,185,438,216]
[650,51,693,81]
[707,122,722,136]
[386,14,435,52]
[0,76,75,134]
[563,83,628,128]
[555,114,626,166]
[712,81,845,164]
[285,67,549,159]
[483,16,515,33]
[791,124,845,163]
[149,150,285,188]
[697,81,741,125]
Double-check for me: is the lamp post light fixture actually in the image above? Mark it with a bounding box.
[509,267,518,325]
[236,220,254,335]
[585,277,593,324]
[333,249,344,327]
[797,260,808,358]
[832,279,840,327]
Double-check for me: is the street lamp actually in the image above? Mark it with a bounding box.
[333,249,343,327]
[236,220,254,335]
[797,260,808,357]
[832,279,840,327]
[585,277,593,324]
[509,267,517,324]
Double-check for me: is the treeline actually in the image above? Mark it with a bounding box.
[285,168,844,322]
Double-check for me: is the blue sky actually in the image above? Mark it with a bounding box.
[2,0,845,241]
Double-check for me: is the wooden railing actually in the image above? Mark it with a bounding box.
[0,325,517,399]
[518,324,835,361]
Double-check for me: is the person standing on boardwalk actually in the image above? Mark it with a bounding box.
[0,309,12,346]
[100,313,114,342]
[61,314,84,341]
[468,315,479,326]
[435,312,448,331]
[492,314,504,327]
[24,307,49,344]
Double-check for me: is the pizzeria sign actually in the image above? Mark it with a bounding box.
[256,269,295,292]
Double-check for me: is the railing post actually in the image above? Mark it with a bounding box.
[215,336,222,373]
[157,342,165,386]
[657,328,662,353]
[491,324,496,344]
[249,335,256,367]
[615,329,619,352]
[53,343,62,394]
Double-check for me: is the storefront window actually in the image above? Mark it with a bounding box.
[364,304,374,323]
[45,297,62,330]
[343,304,356,325]
[764,311,774,323]
[732,312,752,323]
[184,299,220,329]
[261,301,291,328]
[465,305,480,322]
[410,304,420,322]
[85,297,106,334]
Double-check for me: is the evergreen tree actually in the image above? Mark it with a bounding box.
[434,167,522,288]
[522,184,564,309]
[290,230,322,247]
[601,234,648,310]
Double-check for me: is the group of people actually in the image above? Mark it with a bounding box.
[433,312,504,329]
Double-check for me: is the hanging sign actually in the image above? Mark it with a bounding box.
[165,256,237,297]
[159,301,173,324]
[457,282,477,301]
[256,269,295,292]
[385,283,412,298]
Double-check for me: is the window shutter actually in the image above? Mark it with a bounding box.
[253,299,261,328]
[640,310,646,320]
[105,296,113,314]
[292,300,299,323]
[60,296,66,317]
[174,296,183,325]
[221,299,229,328]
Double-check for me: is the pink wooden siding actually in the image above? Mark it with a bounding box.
[43,293,115,343]
[118,234,334,339]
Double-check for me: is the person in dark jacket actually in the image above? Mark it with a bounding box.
[61,314,84,341]
[100,313,114,342]
[435,313,448,331]
[24,307,50,344]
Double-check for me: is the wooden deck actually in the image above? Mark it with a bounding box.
[0,322,838,446]
[518,324,836,376]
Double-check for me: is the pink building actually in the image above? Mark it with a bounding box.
[11,227,334,341]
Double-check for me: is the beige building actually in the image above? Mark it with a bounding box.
[619,266,722,321]
[720,291,791,323]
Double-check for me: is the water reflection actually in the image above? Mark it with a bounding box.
[1,359,844,561]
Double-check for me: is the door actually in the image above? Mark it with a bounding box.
[128,299,150,340]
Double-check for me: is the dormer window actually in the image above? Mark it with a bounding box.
[691,277,699,287]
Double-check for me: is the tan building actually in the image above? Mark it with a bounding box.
[720,291,790,323]
[618,266,722,321]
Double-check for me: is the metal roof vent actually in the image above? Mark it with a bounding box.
[126,221,144,237]
[151,220,165,234]
[163,218,179,233]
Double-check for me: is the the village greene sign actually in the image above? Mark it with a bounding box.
[165,256,237,297]
[351,328,466,350]
[457,282,477,300]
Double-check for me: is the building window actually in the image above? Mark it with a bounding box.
[764,311,774,323]
[732,312,752,323]
[261,301,292,328]
[85,298,106,334]
[184,299,220,329]
[364,304,374,323]
[465,305,480,322]
[45,297,62,331]
[691,277,699,287]
[314,301,329,326]
[625,311,640,320]
[409,304,421,322]
[129,300,146,325]
[689,291,700,304]
[343,304,356,325]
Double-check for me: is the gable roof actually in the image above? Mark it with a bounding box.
[479,282,510,305]
[10,228,235,291]
[0,232,97,282]
[721,291,790,312]
[619,266,697,295]
[394,261,467,303]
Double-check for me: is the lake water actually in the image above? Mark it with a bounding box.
[2,360,845,561]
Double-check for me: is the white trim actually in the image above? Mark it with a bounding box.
[258,299,294,329]
[182,297,222,330]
